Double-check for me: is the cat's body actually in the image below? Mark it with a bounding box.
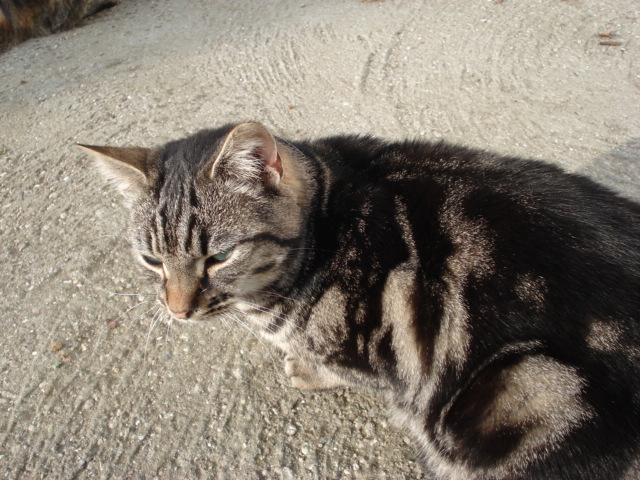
[83,122,640,479]
[0,0,118,52]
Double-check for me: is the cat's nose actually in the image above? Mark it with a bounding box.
[164,272,199,320]
[168,308,192,320]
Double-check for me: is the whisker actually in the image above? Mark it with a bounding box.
[243,313,279,336]
[223,312,279,371]
[223,312,258,337]
[247,301,292,318]
[217,314,245,350]
[144,307,165,363]
[110,292,156,297]
[241,302,302,331]
[65,269,156,299]
[255,289,302,304]
[140,303,159,318]
[230,306,278,335]
[124,300,148,315]
[166,316,174,343]
[96,233,121,240]
[288,247,335,253]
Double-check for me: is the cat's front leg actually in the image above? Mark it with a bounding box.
[284,354,346,391]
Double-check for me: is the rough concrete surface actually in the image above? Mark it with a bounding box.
[0,1,638,479]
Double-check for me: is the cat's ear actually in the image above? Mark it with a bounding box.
[78,144,152,203]
[208,122,283,191]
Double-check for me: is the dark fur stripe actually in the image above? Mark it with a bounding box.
[183,213,197,254]
[239,233,301,249]
[252,263,276,275]
[199,227,208,256]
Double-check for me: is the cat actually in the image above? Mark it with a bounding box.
[0,0,119,52]
[81,122,640,479]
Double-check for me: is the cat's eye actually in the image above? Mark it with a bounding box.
[205,248,234,268]
[142,255,163,268]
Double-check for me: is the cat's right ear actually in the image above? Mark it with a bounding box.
[207,122,283,193]
[78,144,152,204]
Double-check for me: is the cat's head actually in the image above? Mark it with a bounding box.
[82,122,310,324]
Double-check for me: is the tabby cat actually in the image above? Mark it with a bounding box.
[82,122,640,479]
[0,0,118,52]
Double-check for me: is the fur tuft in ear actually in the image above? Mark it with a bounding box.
[209,122,283,192]
[78,144,152,204]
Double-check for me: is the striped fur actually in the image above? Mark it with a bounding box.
[85,122,640,479]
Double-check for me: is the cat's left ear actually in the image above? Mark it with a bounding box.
[78,144,152,204]
[208,122,283,191]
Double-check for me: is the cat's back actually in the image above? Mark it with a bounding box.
[307,135,639,479]
[311,134,640,369]
[315,135,640,270]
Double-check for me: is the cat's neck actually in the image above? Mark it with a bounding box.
[252,140,322,302]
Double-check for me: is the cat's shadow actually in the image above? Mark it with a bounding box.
[579,138,640,202]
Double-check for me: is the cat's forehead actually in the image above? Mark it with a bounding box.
[154,125,234,177]
[142,182,241,226]
[131,197,230,257]
[131,180,258,257]
[147,134,234,212]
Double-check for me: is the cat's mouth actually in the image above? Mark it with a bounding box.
[159,298,238,324]
[169,316,199,325]
[158,292,235,323]
[160,299,276,335]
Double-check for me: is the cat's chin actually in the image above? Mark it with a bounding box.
[167,308,236,325]
[170,317,200,325]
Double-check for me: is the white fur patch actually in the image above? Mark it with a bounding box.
[437,199,496,370]
[515,273,547,310]
[586,319,622,352]
[381,268,422,384]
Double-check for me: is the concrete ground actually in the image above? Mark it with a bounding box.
[0,1,638,478]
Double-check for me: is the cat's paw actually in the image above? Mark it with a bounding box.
[284,355,343,391]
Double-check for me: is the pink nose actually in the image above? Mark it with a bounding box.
[168,308,192,320]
